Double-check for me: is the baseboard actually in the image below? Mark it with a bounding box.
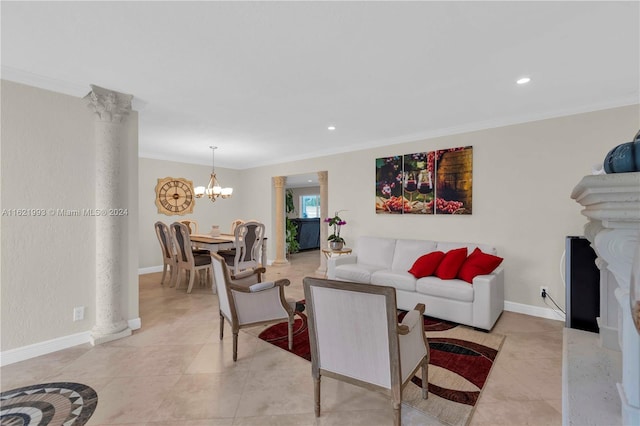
[504,300,565,322]
[139,260,274,274]
[139,265,164,275]
[0,331,91,367]
[0,317,142,367]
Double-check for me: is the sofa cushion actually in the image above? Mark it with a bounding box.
[458,248,504,283]
[334,263,386,283]
[355,236,397,270]
[435,247,468,279]
[391,239,438,272]
[371,270,417,292]
[416,276,474,302]
[408,251,445,278]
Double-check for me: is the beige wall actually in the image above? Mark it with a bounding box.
[236,105,640,311]
[138,157,243,269]
[1,80,139,351]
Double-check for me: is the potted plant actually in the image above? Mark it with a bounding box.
[325,211,347,250]
[285,189,300,255]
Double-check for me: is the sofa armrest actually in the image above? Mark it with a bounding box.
[472,266,504,331]
[327,254,357,279]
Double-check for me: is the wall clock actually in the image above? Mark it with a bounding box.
[155,177,195,215]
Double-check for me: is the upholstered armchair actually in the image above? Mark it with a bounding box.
[302,277,429,426]
[211,253,295,361]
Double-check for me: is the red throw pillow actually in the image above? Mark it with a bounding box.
[435,247,468,279]
[458,248,504,284]
[408,251,445,278]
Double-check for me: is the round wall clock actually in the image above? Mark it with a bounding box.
[155,177,196,215]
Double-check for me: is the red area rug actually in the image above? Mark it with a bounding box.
[258,302,504,426]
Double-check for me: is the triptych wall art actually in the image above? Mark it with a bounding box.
[375,146,473,215]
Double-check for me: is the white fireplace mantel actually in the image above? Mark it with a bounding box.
[571,171,640,425]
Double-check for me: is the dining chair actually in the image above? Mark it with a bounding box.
[170,222,214,293]
[179,219,199,234]
[230,219,245,234]
[302,277,430,426]
[219,221,265,276]
[211,253,295,361]
[154,221,176,286]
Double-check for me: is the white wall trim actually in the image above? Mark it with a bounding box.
[128,317,142,331]
[505,300,565,322]
[1,317,142,366]
[0,331,91,367]
[139,261,274,275]
[139,265,163,275]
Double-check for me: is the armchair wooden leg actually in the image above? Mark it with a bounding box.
[313,376,321,417]
[219,312,224,340]
[233,332,238,362]
[422,358,429,400]
[288,315,294,350]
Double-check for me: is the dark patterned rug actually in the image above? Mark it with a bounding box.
[258,302,504,426]
[0,382,97,426]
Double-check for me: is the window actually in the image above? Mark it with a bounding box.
[300,194,321,218]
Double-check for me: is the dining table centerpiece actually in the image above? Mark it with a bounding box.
[325,211,347,250]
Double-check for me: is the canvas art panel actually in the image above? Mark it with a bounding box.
[376,146,473,215]
[375,156,405,214]
[403,152,435,214]
[434,146,473,215]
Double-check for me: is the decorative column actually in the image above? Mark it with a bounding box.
[272,176,289,266]
[85,85,133,345]
[571,172,640,425]
[317,171,329,274]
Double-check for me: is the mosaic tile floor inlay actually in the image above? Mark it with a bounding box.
[0,382,97,426]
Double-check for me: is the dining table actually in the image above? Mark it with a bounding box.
[189,233,268,267]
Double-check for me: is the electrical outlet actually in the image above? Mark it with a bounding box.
[73,306,84,321]
[540,286,548,298]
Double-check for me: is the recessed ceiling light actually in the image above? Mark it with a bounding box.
[516,77,531,85]
[327,125,336,131]
[307,179,312,183]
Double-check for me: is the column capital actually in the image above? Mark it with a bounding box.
[85,85,133,123]
[317,170,328,185]
[273,176,287,188]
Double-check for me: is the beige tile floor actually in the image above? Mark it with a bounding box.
[1,250,563,425]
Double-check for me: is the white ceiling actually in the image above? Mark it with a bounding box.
[2,1,638,170]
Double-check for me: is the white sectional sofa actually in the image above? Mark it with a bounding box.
[327,236,504,331]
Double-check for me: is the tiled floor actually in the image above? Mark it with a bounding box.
[1,250,564,425]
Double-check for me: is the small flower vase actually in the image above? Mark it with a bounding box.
[329,241,344,251]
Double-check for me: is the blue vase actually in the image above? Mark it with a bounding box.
[604,131,640,174]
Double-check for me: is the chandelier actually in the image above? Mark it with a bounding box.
[194,146,233,202]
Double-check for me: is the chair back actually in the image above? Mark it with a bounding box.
[179,219,198,234]
[233,221,265,270]
[230,219,245,234]
[170,222,195,267]
[154,221,174,261]
[211,253,234,321]
[303,278,401,390]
